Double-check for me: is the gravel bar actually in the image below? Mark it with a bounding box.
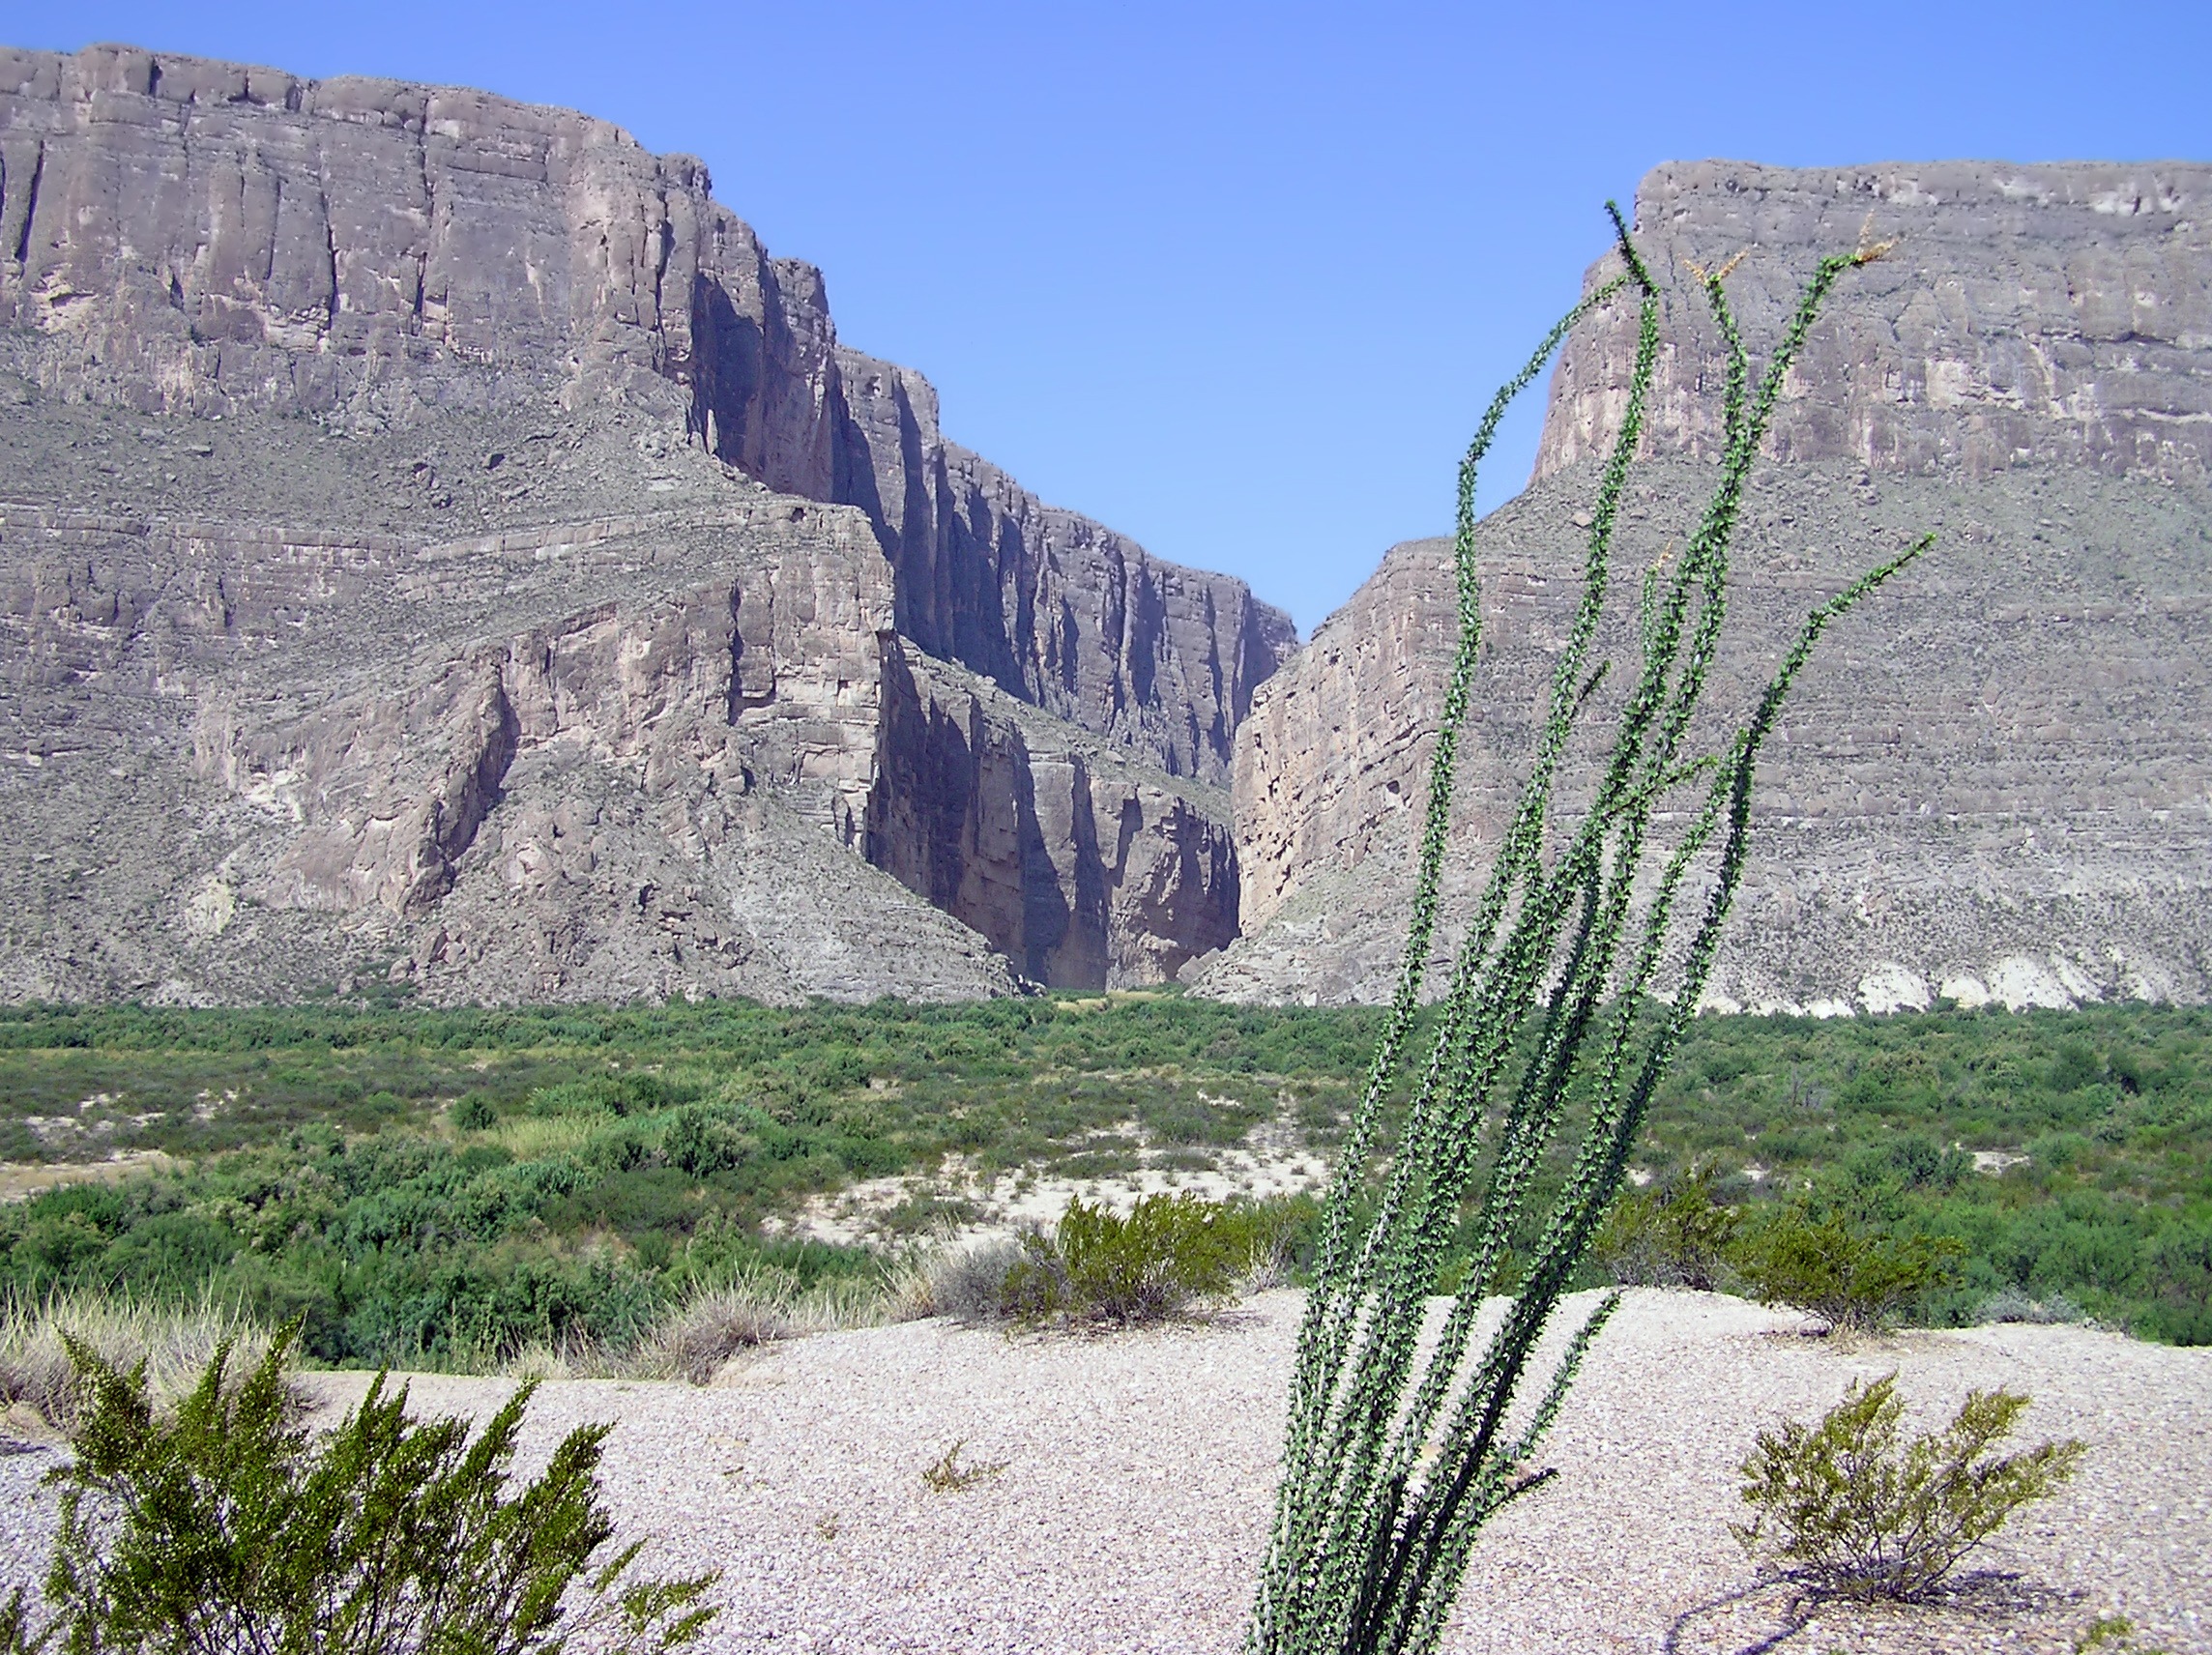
[2,1289,2205,1653]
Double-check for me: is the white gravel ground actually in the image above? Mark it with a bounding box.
[3,1289,2205,1654]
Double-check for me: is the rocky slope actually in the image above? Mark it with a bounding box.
[0,43,1293,1002]
[1199,160,2212,1010]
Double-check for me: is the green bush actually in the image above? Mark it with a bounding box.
[1736,1206,1962,1333]
[1733,1371,2086,1599]
[8,1326,714,1654]
[986,1195,1296,1325]
[1594,1164,1742,1291]
[452,1093,499,1132]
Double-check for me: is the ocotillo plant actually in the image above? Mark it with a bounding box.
[1246,206,1927,1655]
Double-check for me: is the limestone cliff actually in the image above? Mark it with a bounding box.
[0,43,1292,1001]
[1202,160,2212,1011]
[830,350,1293,784]
[0,43,1292,781]
[868,643,1239,988]
[1535,160,2212,485]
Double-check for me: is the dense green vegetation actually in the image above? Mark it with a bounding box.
[0,995,2205,1361]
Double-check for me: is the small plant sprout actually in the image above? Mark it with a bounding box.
[1248,202,1923,1655]
[1733,1372,2086,1600]
[921,1438,1010,1493]
[2076,1616,2171,1655]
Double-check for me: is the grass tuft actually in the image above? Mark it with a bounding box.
[0,1287,279,1434]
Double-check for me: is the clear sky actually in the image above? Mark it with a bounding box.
[5,1,2208,631]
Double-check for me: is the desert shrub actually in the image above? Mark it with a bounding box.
[919,1438,1009,1493]
[1593,1163,1741,1291]
[1976,1286,2085,1326]
[928,1240,1028,1324]
[659,1104,753,1176]
[1736,1205,1962,1333]
[2139,1226,2212,1346]
[988,1195,1292,1325]
[1733,1371,2085,1599]
[15,1327,714,1655]
[451,1092,499,1132]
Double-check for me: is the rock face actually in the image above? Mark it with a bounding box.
[0,44,1291,780]
[868,644,1240,988]
[830,350,1292,784]
[1536,160,2212,487]
[0,43,1293,1002]
[1201,160,2212,1011]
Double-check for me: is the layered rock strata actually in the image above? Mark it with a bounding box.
[1536,160,2212,486]
[0,43,1292,1001]
[1202,160,2212,1011]
[0,44,1291,783]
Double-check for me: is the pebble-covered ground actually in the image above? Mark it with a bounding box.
[4,1290,2205,1654]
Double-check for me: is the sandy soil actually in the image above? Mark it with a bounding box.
[3,1290,2205,1654]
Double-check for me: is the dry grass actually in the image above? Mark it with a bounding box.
[1,1251,952,1415]
[500,1255,944,1386]
[0,1288,281,1436]
[483,1114,604,1160]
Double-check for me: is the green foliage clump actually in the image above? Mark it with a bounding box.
[1737,1205,1963,1334]
[7,1327,714,1655]
[452,1092,499,1132]
[1593,1163,1742,1291]
[977,1194,1302,1326]
[1733,1371,2086,1599]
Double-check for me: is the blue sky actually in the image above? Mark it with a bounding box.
[6,2,2208,631]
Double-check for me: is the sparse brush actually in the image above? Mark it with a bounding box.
[1978,1287,2087,1327]
[920,1438,1009,1493]
[1733,1372,2086,1600]
[928,1240,1029,1325]
[1593,1163,1741,1291]
[0,1288,281,1435]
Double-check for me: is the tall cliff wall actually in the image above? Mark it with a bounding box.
[1203,160,2212,1012]
[1534,160,2212,484]
[0,43,1293,783]
[868,643,1240,988]
[0,42,1292,1000]
[829,350,1293,784]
